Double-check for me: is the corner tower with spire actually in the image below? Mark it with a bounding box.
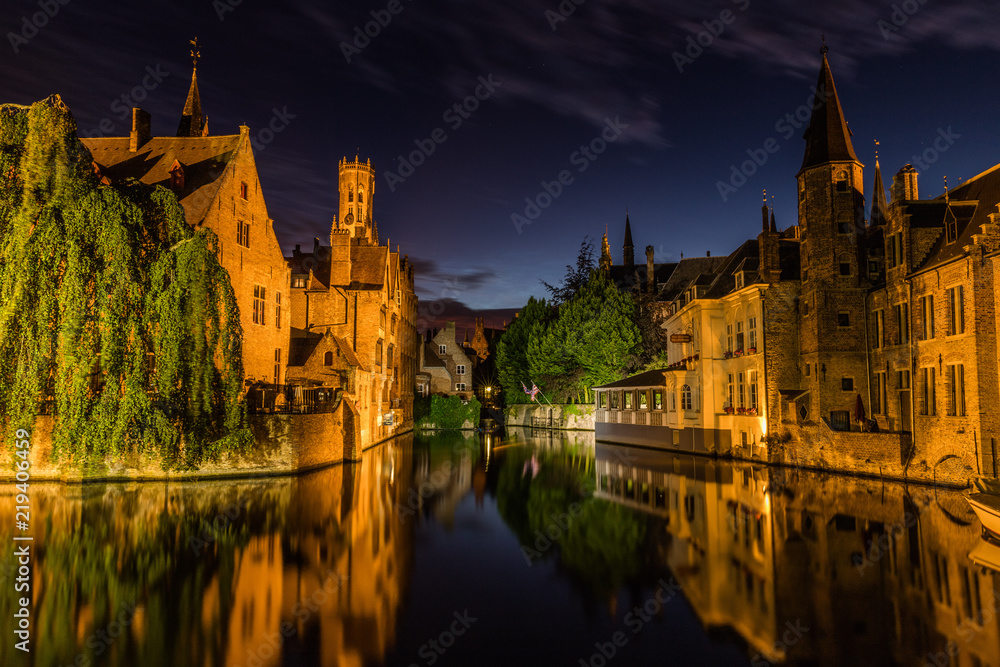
[796,44,869,423]
[177,37,207,137]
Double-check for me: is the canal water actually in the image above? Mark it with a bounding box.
[1,428,998,666]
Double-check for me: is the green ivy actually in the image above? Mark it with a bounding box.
[416,395,481,430]
[0,96,248,469]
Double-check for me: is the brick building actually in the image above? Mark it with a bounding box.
[596,48,1000,484]
[82,52,419,451]
[285,157,418,443]
[81,59,290,386]
[416,322,475,400]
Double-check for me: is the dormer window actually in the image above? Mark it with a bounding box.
[945,210,958,244]
[735,272,744,290]
[169,161,185,190]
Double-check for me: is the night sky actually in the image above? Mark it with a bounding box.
[4,0,1000,329]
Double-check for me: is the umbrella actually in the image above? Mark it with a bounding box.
[854,394,866,424]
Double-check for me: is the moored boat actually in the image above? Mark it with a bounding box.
[966,493,1000,540]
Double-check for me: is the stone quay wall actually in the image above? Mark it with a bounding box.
[0,412,409,483]
[505,404,596,431]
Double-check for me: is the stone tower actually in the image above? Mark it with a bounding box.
[600,232,612,271]
[337,157,376,241]
[796,47,869,423]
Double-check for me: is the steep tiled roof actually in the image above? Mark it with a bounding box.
[423,342,446,368]
[909,163,1000,272]
[657,256,727,300]
[799,53,859,173]
[81,135,240,225]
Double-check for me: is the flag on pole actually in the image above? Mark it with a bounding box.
[529,382,541,403]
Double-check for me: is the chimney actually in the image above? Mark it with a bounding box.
[891,164,919,203]
[645,245,655,294]
[129,108,151,152]
[706,251,710,257]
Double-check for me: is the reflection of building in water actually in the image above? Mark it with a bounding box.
[411,439,474,530]
[594,446,779,661]
[223,439,415,667]
[593,443,1000,665]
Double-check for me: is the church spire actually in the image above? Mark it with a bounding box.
[623,211,634,267]
[799,45,858,174]
[870,141,889,226]
[177,38,207,137]
[600,231,612,271]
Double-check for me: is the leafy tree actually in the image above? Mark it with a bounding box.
[540,236,595,305]
[496,296,551,404]
[0,96,247,466]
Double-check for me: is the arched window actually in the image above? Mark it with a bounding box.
[681,385,692,410]
[348,186,354,203]
[358,187,364,204]
[324,351,333,366]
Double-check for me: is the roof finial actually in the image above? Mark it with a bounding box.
[190,37,201,70]
[820,34,828,55]
[944,175,949,202]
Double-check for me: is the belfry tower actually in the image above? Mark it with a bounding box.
[337,157,376,241]
[796,45,869,422]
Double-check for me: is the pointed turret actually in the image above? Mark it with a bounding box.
[870,158,889,226]
[177,38,206,137]
[769,209,777,233]
[600,232,612,271]
[799,49,858,174]
[623,212,634,267]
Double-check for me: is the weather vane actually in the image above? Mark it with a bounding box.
[190,37,201,69]
[820,34,828,55]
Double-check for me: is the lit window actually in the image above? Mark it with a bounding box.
[624,392,633,410]
[292,276,306,288]
[653,391,663,410]
[921,295,934,339]
[237,220,250,248]
[948,364,965,416]
[253,285,266,325]
[638,391,648,410]
[921,367,936,416]
[947,286,964,335]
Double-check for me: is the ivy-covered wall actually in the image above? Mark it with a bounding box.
[0,96,248,469]
[415,395,481,430]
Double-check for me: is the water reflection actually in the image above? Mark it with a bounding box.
[0,440,415,667]
[2,429,998,666]
[594,442,1000,666]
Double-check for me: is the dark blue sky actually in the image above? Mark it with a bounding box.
[4,0,1000,326]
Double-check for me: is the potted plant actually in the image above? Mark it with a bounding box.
[723,351,733,359]
[747,347,756,354]
[723,406,734,415]
[734,349,744,358]
[736,406,746,415]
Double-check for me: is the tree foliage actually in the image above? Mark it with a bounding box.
[0,96,248,467]
[498,263,641,404]
[540,235,595,305]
